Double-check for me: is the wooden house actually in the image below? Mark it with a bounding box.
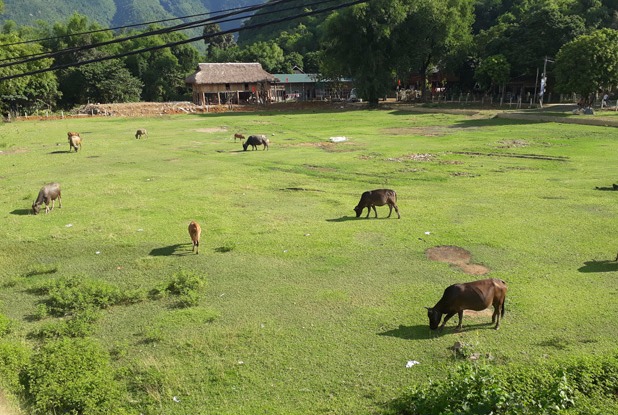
[185,63,276,105]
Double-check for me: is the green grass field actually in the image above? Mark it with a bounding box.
[1,107,618,414]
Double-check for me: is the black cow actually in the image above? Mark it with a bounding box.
[426,278,507,331]
[354,189,400,219]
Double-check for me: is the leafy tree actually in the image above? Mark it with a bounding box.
[554,28,618,100]
[123,26,199,101]
[0,33,60,114]
[61,57,142,104]
[474,54,511,94]
[476,1,586,78]
[203,23,235,58]
[392,0,474,99]
[239,41,285,72]
[322,0,408,106]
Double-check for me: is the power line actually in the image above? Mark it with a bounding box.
[0,0,366,82]
[0,0,299,68]
[0,2,273,48]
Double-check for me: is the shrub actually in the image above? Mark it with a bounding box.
[0,313,12,337]
[165,271,206,308]
[33,309,100,339]
[38,276,142,316]
[0,340,30,393]
[26,337,125,415]
[396,354,618,415]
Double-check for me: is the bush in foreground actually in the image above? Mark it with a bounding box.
[395,354,618,415]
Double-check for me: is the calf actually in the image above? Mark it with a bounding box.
[234,133,245,142]
[243,135,269,151]
[68,133,82,152]
[135,129,147,139]
[354,189,400,219]
[426,278,507,332]
[188,221,201,254]
[32,182,62,215]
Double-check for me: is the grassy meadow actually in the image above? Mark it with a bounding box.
[1,107,618,414]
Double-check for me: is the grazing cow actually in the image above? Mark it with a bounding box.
[243,135,269,151]
[188,221,201,254]
[67,133,82,152]
[135,129,147,139]
[426,278,507,332]
[354,189,400,219]
[234,133,245,142]
[32,182,62,215]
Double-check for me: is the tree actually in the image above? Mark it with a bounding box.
[475,1,586,78]
[474,54,511,95]
[123,26,199,101]
[239,41,285,73]
[321,0,408,106]
[392,0,474,99]
[0,33,60,114]
[203,23,235,58]
[554,28,618,100]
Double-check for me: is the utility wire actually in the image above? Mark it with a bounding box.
[0,0,367,82]
[0,2,264,48]
[0,0,300,68]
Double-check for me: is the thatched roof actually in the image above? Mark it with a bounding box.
[185,63,275,85]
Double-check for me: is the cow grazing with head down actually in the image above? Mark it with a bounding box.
[135,129,147,139]
[67,133,82,152]
[32,182,62,215]
[243,135,269,151]
[354,189,400,219]
[426,278,507,332]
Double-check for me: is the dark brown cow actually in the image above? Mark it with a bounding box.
[354,189,400,219]
[426,278,507,331]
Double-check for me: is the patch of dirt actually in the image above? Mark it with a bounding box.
[387,153,435,162]
[0,148,27,156]
[425,245,490,275]
[304,164,337,172]
[195,127,228,133]
[497,139,529,148]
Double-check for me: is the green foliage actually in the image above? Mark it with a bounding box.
[555,28,618,97]
[0,340,30,393]
[33,308,100,339]
[166,271,206,308]
[0,313,11,336]
[36,276,139,317]
[26,337,125,415]
[475,54,511,92]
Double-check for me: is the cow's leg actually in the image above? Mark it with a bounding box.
[455,311,464,331]
[372,206,378,218]
[387,204,393,218]
[439,312,456,331]
[493,305,501,329]
[393,204,400,219]
[365,207,371,218]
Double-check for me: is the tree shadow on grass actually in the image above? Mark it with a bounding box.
[149,243,193,256]
[578,259,618,273]
[10,209,31,215]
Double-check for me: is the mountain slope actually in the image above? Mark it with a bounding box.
[1,0,263,31]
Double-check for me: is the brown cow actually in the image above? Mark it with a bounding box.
[354,189,400,219]
[234,133,245,142]
[188,221,201,254]
[67,133,82,152]
[426,278,507,331]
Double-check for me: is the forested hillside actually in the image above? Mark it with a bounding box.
[1,0,264,29]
